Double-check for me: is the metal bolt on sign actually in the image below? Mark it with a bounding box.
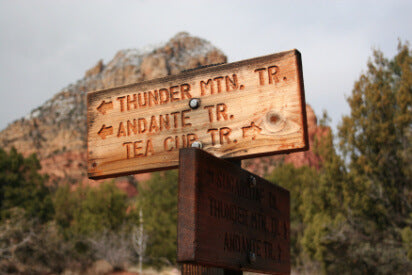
[248,251,256,263]
[189,98,201,109]
[191,141,203,149]
[249,175,257,188]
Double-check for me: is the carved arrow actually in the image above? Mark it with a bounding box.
[242,122,262,140]
[98,125,113,139]
[97,100,113,115]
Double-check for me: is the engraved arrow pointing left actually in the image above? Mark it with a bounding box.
[98,125,113,139]
[97,100,113,115]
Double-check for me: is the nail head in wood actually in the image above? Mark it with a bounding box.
[249,251,256,263]
[191,141,203,149]
[189,98,201,109]
[249,175,257,188]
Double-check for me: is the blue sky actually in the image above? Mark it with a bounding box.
[0,0,411,132]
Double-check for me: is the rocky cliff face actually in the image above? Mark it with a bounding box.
[0,32,327,190]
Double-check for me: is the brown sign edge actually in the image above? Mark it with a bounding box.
[177,148,198,262]
[87,49,309,179]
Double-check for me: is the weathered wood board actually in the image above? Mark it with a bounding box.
[178,148,290,274]
[87,49,308,179]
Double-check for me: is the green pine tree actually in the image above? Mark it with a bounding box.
[136,170,178,268]
[54,181,128,237]
[299,117,348,273]
[335,41,412,273]
[0,147,53,223]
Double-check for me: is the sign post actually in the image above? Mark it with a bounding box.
[87,49,308,179]
[87,49,309,275]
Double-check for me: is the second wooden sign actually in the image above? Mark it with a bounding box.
[178,148,290,274]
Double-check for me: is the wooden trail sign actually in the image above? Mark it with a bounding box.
[87,49,308,179]
[178,148,290,274]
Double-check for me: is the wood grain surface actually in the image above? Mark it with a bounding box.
[87,49,308,179]
[178,148,290,274]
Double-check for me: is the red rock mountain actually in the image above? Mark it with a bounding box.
[0,32,327,192]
